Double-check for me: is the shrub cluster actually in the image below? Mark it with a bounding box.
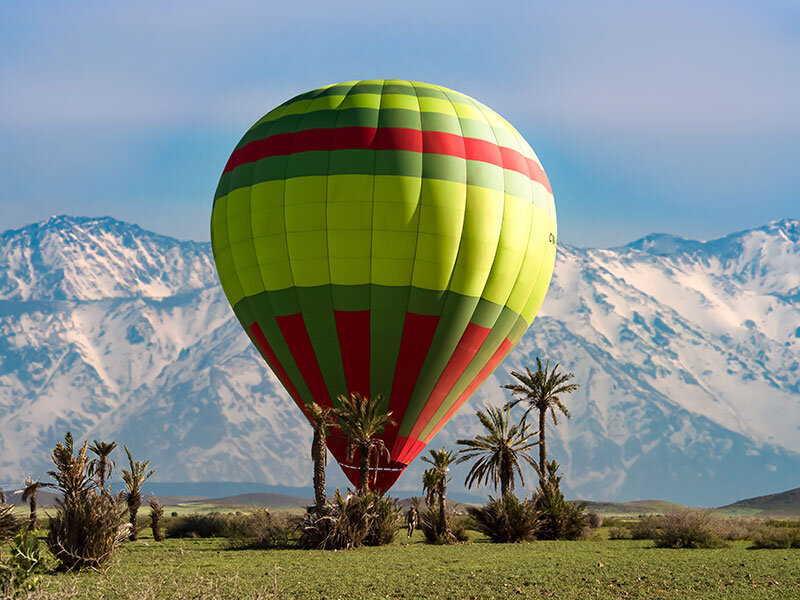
[419,507,469,544]
[532,482,590,541]
[300,490,399,550]
[467,493,540,543]
[224,509,298,549]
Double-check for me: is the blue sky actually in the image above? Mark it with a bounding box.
[1,0,798,247]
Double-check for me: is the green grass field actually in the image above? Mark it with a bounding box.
[13,527,797,600]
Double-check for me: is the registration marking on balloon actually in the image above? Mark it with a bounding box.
[211,80,557,492]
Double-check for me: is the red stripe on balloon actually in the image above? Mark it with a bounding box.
[274,313,333,409]
[383,312,440,455]
[423,337,514,445]
[248,322,308,416]
[392,436,427,468]
[396,322,491,463]
[334,310,371,399]
[224,126,551,193]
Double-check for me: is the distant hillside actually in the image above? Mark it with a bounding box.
[185,492,310,510]
[580,499,689,516]
[716,487,800,517]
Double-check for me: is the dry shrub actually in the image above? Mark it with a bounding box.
[654,510,727,549]
[587,512,603,529]
[750,527,800,549]
[224,509,298,549]
[608,526,630,540]
[166,514,231,539]
[629,515,662,540]
[467,493,540,543]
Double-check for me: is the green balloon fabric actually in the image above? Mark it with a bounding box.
[211,80,557,492]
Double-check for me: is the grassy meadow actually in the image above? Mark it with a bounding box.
[2,521,795,600]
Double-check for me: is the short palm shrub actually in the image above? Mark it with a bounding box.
[46,433,129,571]
[300,489,398,550]
[420,507,469,544]
[750,526,800,549]
[224,509,298,549]
[363,493,400,546]
[0,503,20,545]
[467,492,540,543]
[148,498,164,542]
[532,461,590,540]
[654,510,727,549]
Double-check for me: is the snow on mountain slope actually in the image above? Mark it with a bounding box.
[0,216,798,505]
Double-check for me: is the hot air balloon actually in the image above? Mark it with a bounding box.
[211,79,556,493]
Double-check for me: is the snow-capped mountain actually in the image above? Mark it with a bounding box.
[0,215,798,505]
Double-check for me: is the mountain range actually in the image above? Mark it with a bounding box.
[0,215,798,506]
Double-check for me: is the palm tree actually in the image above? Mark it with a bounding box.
[334,392,395,493]
[307,402,336,512]
[420,447,458,534]
[88,440,118,493]
[20,477,53,529]
[456,405,539,496]
[502,358,580,485]
[422,469,438,508]
[121,445,156,541]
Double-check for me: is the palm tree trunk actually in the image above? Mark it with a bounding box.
[501,455,510,497]
[359,443,370,493]
[29,493,37,529]
[99,459,106,492]
[538,408,547,487]
[438,480,447,533]
[129,495,140,541]
[312,425,327,511]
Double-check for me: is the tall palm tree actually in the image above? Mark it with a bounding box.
[307,402,336,512]
[334,392,395,494]
[456,405,539,496]
[88,440,118,493]
[20,477,53,529]
[503,358,580,485]
[121,445,156,541]
[420,447,458,533]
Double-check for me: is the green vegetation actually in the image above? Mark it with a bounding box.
[3,528,798,599]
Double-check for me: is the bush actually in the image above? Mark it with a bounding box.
[654,510,727,549]
[363,494,400,547]
[224,509,298,549]
[165,513,231,539]
[46,434,129,571]
[0,503,21,545]
[608,526,630,540]
[750,527,800,549]
[532,486,590,540]
[420,507,469,544]
[602,517,626,528]
[47,493,130,571]
[630,515,662,540]
[0,529,48,594]
[149,499,164,542]
[467,493,540,543]
[587,512,603,529]
[300,490,397,550]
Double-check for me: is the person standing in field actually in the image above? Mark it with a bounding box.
[406,506,418,538]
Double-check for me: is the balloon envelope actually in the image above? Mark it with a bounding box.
[211,80,557,492]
